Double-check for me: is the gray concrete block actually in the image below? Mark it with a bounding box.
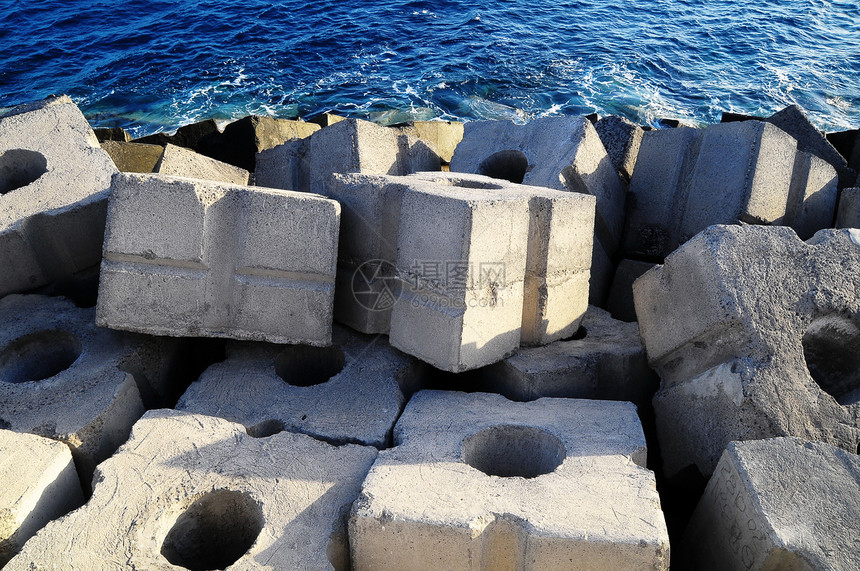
[176,325,421,448]
[155,143,250,184]
[349,390,669,570]
[97,173,340,345]
[785,151,838,239]
[836,187,860,228]
[594,115,644,182]
[680,437,860,570]
[100,140,163,173]
[0,295,180,484]
[0,95,118,296]
[0,430,84,566]
[633,225,860,478]
[255,137,309,191]
[390,120,465,163]
[606,258,656,322]
[6,410,377,570]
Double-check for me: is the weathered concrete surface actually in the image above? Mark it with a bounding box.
[390,120,465,163]
[350,391,669,570]
[836,187,860,229]
[97,173,340,345]
[680,437,860,570]
[255,138,310,191]
[606,258,656,322]
[7,410,378,570]
[633,225,860,479]
[100,140,163,173]
[481,305,659,406]
[0,430,83,566]
[594,115,644,183]
[176,325,421,448]
[93,127,131,142]
[0,295,179,485]
[0,95,118,296]
[154,143,250,184]
[449,116,626,305]
[786,151,839,239]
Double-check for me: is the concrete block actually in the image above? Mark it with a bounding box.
[255,137,309,191]
[176,325,421,448]
[633,225,860,479]
[135,119,222,151]
[606,258,656,322]
[0,95,118,296]
[93,127,130,142]
[7,410,377,570]
[680,437,860,570]
[308,112,347,128]
[349,390,669,570]
[155,143,250,184]
[97,173,340,345]
[785,151,838,239]
[0,430,83,566]
[836,187,860,228]
[390,120,465,163]
[449,116,626,306]
[0,295,180,484]
[100,140,163,173]
[481,305,659,406]
[594,115,644,182]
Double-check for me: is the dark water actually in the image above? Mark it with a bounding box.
[1,0,858,136]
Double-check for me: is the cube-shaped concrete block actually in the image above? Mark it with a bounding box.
[155,143,250,184]
[255,137,309,191]
[836,187,860,228]
[0,95,118,295]
[176,325,421,448]
[349,391,669,570]
[390,120,465,163]
[680,438,860,570]
[6,410,378,570]
[100,140,163,173]
[633,225,860,478]
[97,173,340,345]
[786,152,838,239]
[594,115,644,182]
[0,431,83,566]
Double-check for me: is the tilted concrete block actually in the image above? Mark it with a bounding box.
[390,120,465,163]
[836,187,860,229]
[349,391,669,570]
[680,437,860,570]
[176,325,421,448]
[97,173,340,345]
[633,225,860,479]
[449,116,626,306]
[100,140,163,173]
[594,115,644,183]
[0,430,84,566]
[0,95,118,296]
[481,305,658,406]
[785,151,839,239]
[154,143,250,184]
[255,137,309,191]
[606,258,656,322]
[0,295,180,485]
[6,410,377,570]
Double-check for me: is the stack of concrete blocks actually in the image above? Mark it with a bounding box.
[680,437,860,570]
[594,115,645,184]
[96,173,341,345]
[0,430,84,565]
[255,118,441,194]
[837,186,860,228]
[449,116,626,306]
[6,410,378,570]
[625,121,838,262]
[176,324,422,448]
[349,391,670,570]
[0,95,118,296]
[0,295,179,485]
[633,225,860,480]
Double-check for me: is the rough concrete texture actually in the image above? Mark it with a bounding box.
[481,305,659,406]
[0,95,118,296]
[93,127,131,143]
[100,140,163,173]
[449,116,626,306]
[155,143,250,184]
[0,295,179,484]
[390,120,465,163]
[97,173,340,345]
[0,430,84,566]
[767,104,857,188]
[606,258,656,322]
[350,390,669,570]
[625,121,837,259]
[7,410,378,570]
[836,187,860,228]
[633,225,860,479]
[594,115,644,183]
[176,325,421,448]
[680,437,860,570]
[255,137,309,191]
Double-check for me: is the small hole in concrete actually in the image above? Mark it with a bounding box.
[0,149,48,194]
[275,345,345,387]
[246,419,285,438]
[476,150,529,184]
[802,315,860,405]
[161,489,263,571]
[462,425,566,478]
[561,326,587,342]
[0,330,82,383]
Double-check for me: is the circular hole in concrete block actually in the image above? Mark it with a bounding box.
[161,489,264,570]
[462,425,566,478]
[0,149,48,194]
[246,419,286,438]
[0,330,82,383]
[802,315,860,405]
[275,345,345,387]
[476,150,529,184]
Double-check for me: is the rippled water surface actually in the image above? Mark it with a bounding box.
[1,0,858,135]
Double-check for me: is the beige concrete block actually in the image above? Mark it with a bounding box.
[155,143,249,184]
[391,120,465,163]
[100,140,163,173]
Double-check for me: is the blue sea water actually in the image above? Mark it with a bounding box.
[1,0,858,136]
